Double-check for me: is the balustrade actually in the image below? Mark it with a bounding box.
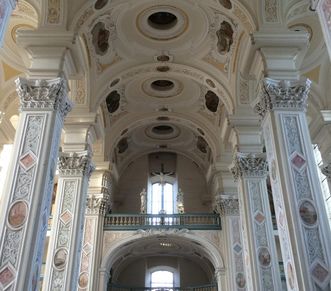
[104,213,221,230]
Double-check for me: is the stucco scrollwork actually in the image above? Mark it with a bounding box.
[230,152,268,181]
[58,151,94,177]
[15,77,73,119]
[254,78,311,119]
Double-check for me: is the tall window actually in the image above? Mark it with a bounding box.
[148,174,177,214]
[313,144,331,228]
[151,182,174,214]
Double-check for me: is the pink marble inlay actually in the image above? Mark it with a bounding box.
[291,153,306,170]
[0,266,15,288]
[20,152,36,170]
[312,262,329,284]
[60,210,72,225]
[254,212,265,224]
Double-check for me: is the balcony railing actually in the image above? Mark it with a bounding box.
[109,283,217,291]
[104,213,221,230]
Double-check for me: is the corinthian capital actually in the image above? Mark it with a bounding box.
[254,78,311,119]
[58,150,94,176]
[230,152,267,180]
[16,77,73,118]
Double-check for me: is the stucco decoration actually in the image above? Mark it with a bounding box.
[263,0,279,23]
[16,77,73,118]
[47,0,61,24]
[230,153,268,180]
[254,78,311,119]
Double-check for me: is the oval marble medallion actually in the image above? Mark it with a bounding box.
[54,248,68,270]
[8,200,28,229]
[299,200,317,226]
[235,272,246,288]
[78,272,89,288]
[258,247,271,267]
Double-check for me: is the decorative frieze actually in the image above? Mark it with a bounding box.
[16,77,73,117]
[58,151,94,176]
[230,152,268,181]
[254,78,311,119]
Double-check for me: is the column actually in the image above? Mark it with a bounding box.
[0,0,16,46]
[230,153,282,291]
[218,196,247,291]
[77,170,112,291]
[43,150,94,291]
[255,77,331,290]
[0,77,71,291]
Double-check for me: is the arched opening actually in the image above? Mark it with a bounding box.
[100,233,224,291]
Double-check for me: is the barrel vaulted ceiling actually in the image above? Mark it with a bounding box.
[0,0,330,176]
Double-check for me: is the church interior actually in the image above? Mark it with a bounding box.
[0,0,331,290]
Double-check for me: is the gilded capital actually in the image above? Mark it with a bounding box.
[254,78,311,119]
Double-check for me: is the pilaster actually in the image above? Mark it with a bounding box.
[77,170,112,291]
[255,77,331,290]
[0,77,71,290]
[217,196,247,291]
[42,150,94,291]
[229,152,282,291]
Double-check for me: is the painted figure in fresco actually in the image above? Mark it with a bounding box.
[216,21,234,55]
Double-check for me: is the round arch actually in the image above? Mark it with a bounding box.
[99,230,225,291]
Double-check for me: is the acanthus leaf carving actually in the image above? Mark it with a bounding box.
[254,78,311,119]
[230,152,268,180]
[58,151,94,177]
[15,77,73,119]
